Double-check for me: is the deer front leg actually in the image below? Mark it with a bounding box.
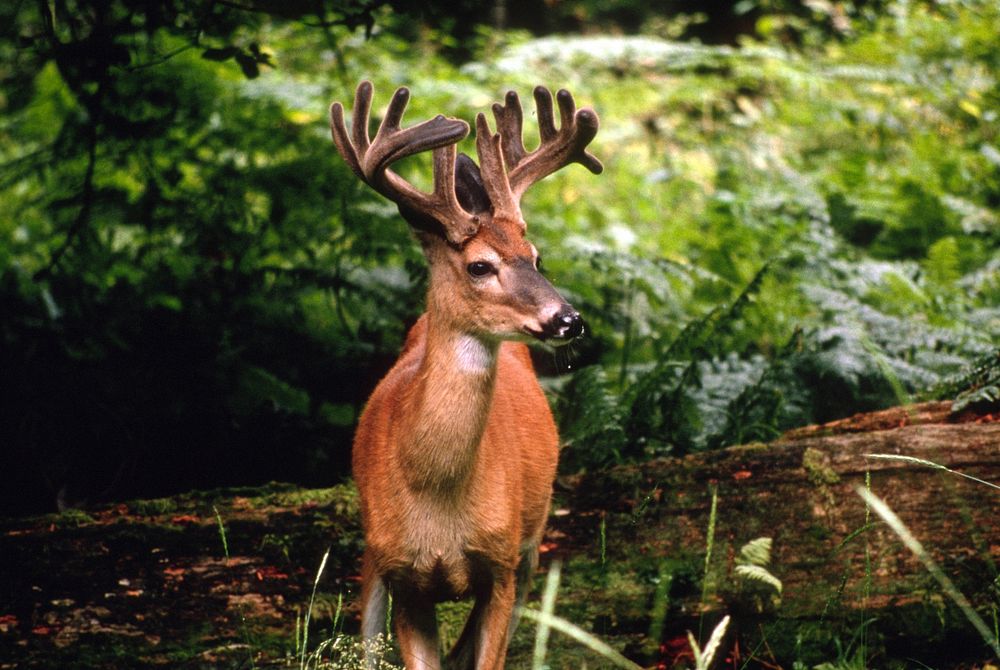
[473,575,518,670]
[394,592,442,670]
[445,574,518,670]
[507,541,539,642]
[360,552,390,669]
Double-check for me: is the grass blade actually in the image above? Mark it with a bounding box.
[532,560,562,670]
[865,453,1000,491]
[855,487,1000,659]
[520,608,643,670]
[212,505,230,561]
[300,547,331,669]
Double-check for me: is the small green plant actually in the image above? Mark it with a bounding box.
[699,483,719,633]
[687,615,730,670]
[299,548,331,669]
[735,537,782,597]
[300,633,400,670]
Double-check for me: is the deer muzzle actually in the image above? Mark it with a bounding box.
[540,305,584,343]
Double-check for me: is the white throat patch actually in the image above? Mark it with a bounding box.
[454,334,497,374]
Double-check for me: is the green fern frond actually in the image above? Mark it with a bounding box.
[738,537,773,567]
[621,265,773,456]
[935,349,1000,413]
[735,537,782,596]
[735,564,783,594]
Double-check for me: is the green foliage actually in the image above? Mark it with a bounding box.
[935,349,1000,414]
[530,3,999,468]
[735,537,782,597]
[2,0,998,506]
[1,1,427,510]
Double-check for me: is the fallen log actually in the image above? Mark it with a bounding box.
[0,402,997,668]
[551,402,1000,667]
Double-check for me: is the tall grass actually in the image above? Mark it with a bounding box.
[865,454,1000,492]
[300,548,332,668]
[855,487,1000,660]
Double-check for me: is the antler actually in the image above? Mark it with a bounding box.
[329,81,479,244]
[484,86,603,220]
[330,82,602,240]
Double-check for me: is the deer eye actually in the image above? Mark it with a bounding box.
[467,261,496,277]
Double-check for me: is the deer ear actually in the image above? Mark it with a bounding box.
[454,153,492,214]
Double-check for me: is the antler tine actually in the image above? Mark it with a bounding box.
[329,81,478,244]
[351,81,373,157]
[491,91,527,172]
[505,86,603,202]
[330,102,363,181]
[475,113,521,223]
[430,144,481,240]
[535,87,558,143]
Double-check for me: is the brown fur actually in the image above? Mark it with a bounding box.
[333,81,600,670]
[353,224,562,670]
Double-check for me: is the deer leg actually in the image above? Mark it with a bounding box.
[472,575,518,670]
[445,570,520,670]
[394,593,442,670]
[506,541,539,642]
[360,552,390,669]
[444,598,484,670]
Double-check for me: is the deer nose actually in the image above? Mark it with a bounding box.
[544,306,584,342]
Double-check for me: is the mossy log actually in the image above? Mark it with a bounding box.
[1,402,997,668]
[549,401,1000,667]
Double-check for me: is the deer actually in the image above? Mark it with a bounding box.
[329,80,602,670]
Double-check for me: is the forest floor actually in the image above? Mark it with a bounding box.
[1,402,998,669]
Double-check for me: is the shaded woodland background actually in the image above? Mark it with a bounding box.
[2,1,1000,668]
[1,0,998,514]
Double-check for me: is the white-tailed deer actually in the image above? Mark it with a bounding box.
[329,81,601,670]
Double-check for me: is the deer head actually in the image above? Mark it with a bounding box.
[330,81,602,344]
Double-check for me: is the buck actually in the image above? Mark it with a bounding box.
[329,81,601,670]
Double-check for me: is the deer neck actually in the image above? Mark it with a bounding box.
[398,306,500,496]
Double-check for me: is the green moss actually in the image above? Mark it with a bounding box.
[254,483,359,516]
[803,447,841,486]
[128,497,177,516]
[54,508,95,527]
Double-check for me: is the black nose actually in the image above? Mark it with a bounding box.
[545,307,584,341]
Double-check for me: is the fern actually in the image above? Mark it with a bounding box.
[735,537,782,600]
[710,329,812,449]
[621,265,772,457]
[557,365,629,469]
[739,537,773,567]
[735,565,783,595]
[933,349,1000,413]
